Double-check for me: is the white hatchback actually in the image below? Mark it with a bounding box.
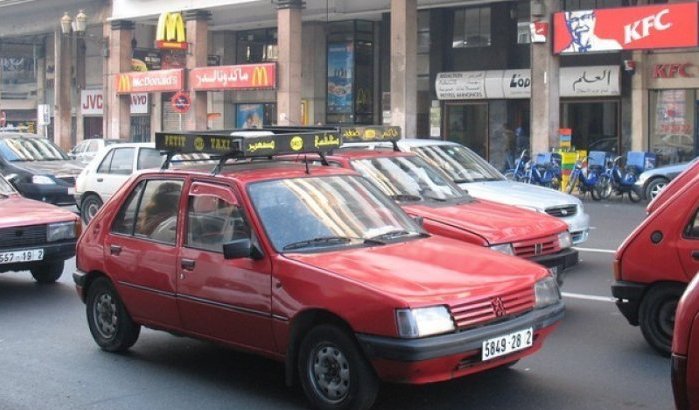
[348,139,590,244]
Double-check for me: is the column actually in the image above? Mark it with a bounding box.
[54,29,72,149]
[530,0,560,153]
[185,10,210,131]
[105,20,133,141]
[390,0,417,138]
[75,37,86,143]
[630,50,647,151]
[36,38,47,137]
[276,0,304,126]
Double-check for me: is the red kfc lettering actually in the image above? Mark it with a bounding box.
[624,9,672,44]
[653,65,668,78]
[652,63,694,78]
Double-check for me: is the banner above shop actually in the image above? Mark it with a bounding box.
[81,89,148,115]
[553,3,699,55]
[115,69,184,94]
[436,66,620,100]
[189,63,277,91]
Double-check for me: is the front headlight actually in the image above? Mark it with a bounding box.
[534,275,561,308]
[558,231,572,249]
[32,175,56,185]
[47,221,77,242]
[490,243,515,255]
[396,306,455,338]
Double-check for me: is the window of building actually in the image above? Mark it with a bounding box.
[452,6,491,48]
[237,29,278,64]
[417,11,430,92]
[515,2,531,44]
[649,89,696,165]
[562,0,623,10]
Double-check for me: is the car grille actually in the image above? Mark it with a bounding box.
[545,205,577,218]
[0,224,46,248]
[450,286,534,330]
[513,234,561,258]
[57,176,76,186]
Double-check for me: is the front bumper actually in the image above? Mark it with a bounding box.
[0,241,76,273]
[16,182,76,205]
[611,280,647,326]
[561,210,590,245]
[355,301,564,383]
[530,248,578,284]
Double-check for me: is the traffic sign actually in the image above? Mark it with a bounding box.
[170,91,191,113]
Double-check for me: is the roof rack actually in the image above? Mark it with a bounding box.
[155,128,342,174]
[259,125,402,151]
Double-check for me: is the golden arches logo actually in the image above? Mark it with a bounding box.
[252,66,269,87]
[117,74,132,93]
[156,12,186,43]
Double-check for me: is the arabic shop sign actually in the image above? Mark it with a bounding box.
[436,66,619,100]
[189,63,277,91]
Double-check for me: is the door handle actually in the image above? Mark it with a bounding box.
[692,250,699,261]
[181,259,196,270]
[96,178,103,182]
[109,245,122,255]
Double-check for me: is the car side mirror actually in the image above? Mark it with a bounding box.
[223,238,264,260]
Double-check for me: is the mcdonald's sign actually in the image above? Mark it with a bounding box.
[155,12,187,50]
[189,63,277,91]
[115,69,184,94]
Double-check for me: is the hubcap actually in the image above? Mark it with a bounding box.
[649,183,666,200]
[308,343,351,403]
[658,300,677,338]
[93,292,118,339]
[86,201,100,221]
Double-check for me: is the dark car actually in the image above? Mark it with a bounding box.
[0,174,79,283]
[0,132,84,204]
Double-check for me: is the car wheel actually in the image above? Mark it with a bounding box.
[298,325,378,410]
[596,175,612,199]
[86,277,140,352]
[503,171,515,181]
[81,194,104,225]
[645,178,668,201]
[628,186,642,203]
[30,261,64,283]
[639,284,684,356]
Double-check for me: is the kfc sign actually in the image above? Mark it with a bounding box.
[81,90,149,115]
[553,3,698,54]
[653,64,695,79]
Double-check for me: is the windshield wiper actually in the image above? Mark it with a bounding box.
[423,195,447,202]
[367,229,415,242]
[389,194,422,202]
[283,235,385,251]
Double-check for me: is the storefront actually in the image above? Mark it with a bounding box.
[81,89,150,140]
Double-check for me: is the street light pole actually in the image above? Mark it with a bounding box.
[55,10,87,150]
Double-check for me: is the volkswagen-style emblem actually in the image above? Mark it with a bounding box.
[491,297,507,317]
[560,209,568,216]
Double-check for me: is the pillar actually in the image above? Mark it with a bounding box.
[185,10,210,131]
[105,20,133,141]
[530,0,560,153]
[75,37,86,143]
[630,50,647,151]
[390,0,417,138]
[54,29,72,149]
[36,38,47,137]
[276,0,304,126]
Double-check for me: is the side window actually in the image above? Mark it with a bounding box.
[97,149,115,173]
[186,189,250,252]
[138,148,165,170]
[133,180,184,245]
[111,181,146,235]
[109,147,135,175]
[87,140,99,154]
[685,207,699,239]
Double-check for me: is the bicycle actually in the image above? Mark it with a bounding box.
[565,156,604,200]
[503,149,529,182]
[596,155,642,202]
[524,152,561,190]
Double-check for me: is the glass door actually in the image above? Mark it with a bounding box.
[444,103,489,159]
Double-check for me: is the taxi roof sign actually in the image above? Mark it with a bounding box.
[338,126,401,143]
[155,128,342,158]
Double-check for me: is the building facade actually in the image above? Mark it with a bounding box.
[0,0,695,168]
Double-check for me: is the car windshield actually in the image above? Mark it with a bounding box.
[0,137,69,161]
[411,144,504,183]
[0,175,16,195]
[248,175,421,252]
[350,155,466,203]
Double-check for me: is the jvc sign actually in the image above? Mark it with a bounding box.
[81,90,149,115]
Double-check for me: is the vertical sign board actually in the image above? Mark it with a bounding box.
[327,42,354,114]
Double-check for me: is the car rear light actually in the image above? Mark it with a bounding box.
[613,259,621,281]
[671,353,689,410]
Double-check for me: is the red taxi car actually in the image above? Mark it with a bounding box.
[73,129,564,410]
[672,273,699,410]
[0,174,79,283]
[289,128,578,283]
[612,165,699,355]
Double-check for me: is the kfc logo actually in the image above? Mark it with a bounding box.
[624,9,672,44]
[653,64,694,79]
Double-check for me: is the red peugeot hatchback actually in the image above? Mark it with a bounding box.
[74,129,564,410]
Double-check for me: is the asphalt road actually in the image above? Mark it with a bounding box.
[0,197,674,410]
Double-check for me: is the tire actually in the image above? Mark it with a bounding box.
[86,277,140,352]
[645,178,668,201]
[81,194,104,225]
[298,325,379,410]
[566,173,578,194]
[639,284,684,356]
[503,171,515,181]
[628,186,642,203]
[596,175,612,199]
[30,261,64,283]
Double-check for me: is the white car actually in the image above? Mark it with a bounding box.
[347,139,590,244]
[68,138,123,164]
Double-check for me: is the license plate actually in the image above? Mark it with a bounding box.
[482,327,533,361]
[67,187,76,195]
[0,249,44,264]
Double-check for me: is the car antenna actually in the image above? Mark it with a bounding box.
[304,154,310,174]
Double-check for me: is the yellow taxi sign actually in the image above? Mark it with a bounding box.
[339,126,401,143]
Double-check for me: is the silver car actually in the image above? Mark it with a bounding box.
[348,139,590,245]
[634,157,698,201]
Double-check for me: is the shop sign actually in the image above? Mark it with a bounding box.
[530,21,549,43]
[132,49,162,71]
[553,3,699,55]
[435,71,486,100]
[115,69,184,94]
[207,55,221,67]
[189,63,277,91]
[81,89,149,115]
[560,66,620,97]
[652,63,695,79]
[37,104,50,126]
[155,12,187,50]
